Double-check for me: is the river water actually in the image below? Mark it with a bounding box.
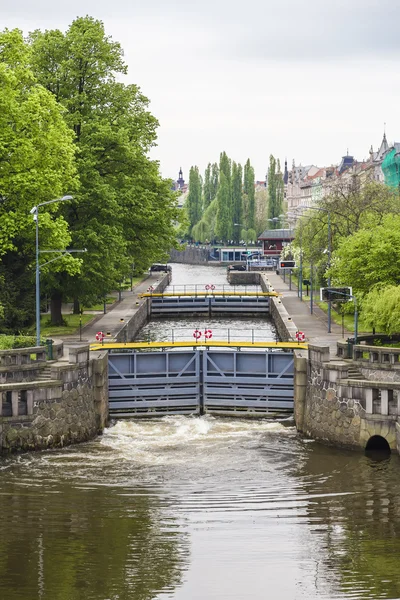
[1,264,400,600]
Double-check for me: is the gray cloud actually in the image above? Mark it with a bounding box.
[2,0,400,60]
[1,0,399,180]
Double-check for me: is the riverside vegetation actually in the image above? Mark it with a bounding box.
[0,17,181,335]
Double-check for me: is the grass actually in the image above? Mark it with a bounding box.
[83,296,116,311]
[316,301,373,334]
[121,275,146,290]
[25,313,95,338]
[83,275,148,308]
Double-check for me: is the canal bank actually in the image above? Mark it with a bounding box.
[0,273,171,453]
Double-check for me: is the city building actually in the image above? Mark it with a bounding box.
[285,132,391,218]
[258,228,294,259]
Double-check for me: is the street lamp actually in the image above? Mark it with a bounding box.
[269,215,293,284]
[233,223,248,266]
[289,206,332,331]
[31,195,83,346]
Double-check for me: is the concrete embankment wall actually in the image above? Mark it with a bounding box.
[169,247,210,264]
[300,345,400,452]
[257,274,309,431]
[0,345,108,453]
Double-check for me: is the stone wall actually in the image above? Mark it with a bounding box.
[302,346,365,449]
[227,271,260,285]
[169,247,210,264]
[0,345,108,453]
[301,345,400,451]
[260,274,299,343]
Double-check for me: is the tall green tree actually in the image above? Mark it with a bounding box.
[210,163,219,203]
[244,159,255,230]
[30,17,179,322]
[218,152,232,240]
[0,28,77,331]
[329,214,400,295]
[203,163,212,211]
[186,166,202,232]
[219,151,231,183]
[215,172,232,241]
[267,155,284,228]
[232,162,243,243]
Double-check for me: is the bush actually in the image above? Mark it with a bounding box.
[0,335,46,350]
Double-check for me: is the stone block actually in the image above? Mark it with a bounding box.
[46,386,62,401]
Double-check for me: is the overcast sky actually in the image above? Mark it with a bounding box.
[2,0,399,181]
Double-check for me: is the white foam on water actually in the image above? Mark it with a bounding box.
[100,415,293,467]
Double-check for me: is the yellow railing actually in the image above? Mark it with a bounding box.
[90,340,307,351]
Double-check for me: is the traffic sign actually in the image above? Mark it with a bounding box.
[320,287,353,302]
[280,260,296,269]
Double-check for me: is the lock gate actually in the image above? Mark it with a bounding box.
[108,348,294,418]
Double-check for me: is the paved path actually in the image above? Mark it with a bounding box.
[264,271,351,356]
[62,273,163,343]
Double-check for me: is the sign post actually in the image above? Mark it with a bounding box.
[319,287,357,344]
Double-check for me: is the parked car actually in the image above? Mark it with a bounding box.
[227,264,246,271]
[150,264,171,273]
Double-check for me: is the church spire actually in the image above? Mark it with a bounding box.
[283,158,288,184]
[177,167,185,190]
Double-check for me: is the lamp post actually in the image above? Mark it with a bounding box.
[289,206,332,332]
[233,223,248,267]
[269,215,293,284]
[31,195,74,346]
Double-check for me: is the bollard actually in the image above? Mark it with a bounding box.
[45,339,53,360]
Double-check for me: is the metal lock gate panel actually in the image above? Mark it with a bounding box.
[108,349,294,418]
[108,350,201,417]
[203,350,294,415]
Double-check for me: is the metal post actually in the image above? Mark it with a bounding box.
[289,269,292,290]
[79,309,82,342]
[35,209,40,346]
[327,212,331,333]
[32,195,74,347]
[299,227,303,301]
[342,307,345,338]
[310,262,313,314]
[354,296,358,346]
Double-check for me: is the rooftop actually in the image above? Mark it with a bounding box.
[258,228,294,240]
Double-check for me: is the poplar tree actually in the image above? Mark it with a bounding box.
[244,159,255,230]
[203,163,212,210]
[186,166,202,231]
[232,162,243,243]
[211,163,219,202]
[219,151,231,182]
[267,155,283,228]
[215,172,232,241]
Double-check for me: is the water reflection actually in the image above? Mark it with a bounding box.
[1,416,400,599]
[0,445,189,600]
[297,443,400,599]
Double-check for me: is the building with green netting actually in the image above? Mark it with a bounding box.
[382,143,400,188]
